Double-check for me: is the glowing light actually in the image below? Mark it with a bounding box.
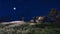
[13,7,16,10]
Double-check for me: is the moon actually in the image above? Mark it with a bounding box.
[13,7,16,10]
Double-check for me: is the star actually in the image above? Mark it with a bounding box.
[13,7,16,10]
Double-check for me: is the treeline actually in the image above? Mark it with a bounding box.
[0,8,60,23]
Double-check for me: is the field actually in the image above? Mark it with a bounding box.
[0,22,60,34]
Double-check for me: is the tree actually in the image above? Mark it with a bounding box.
[48,8,59,23]
[48,8,58,17]
[56,11,60,23]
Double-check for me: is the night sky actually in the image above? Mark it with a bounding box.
[0,0,60,21]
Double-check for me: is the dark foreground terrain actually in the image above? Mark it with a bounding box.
[0,22,60,34]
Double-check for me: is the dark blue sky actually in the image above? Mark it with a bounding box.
[0,0,60,21]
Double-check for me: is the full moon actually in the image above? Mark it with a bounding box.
[13,7,16,10]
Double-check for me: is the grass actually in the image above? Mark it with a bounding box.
[0,22,60,34]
